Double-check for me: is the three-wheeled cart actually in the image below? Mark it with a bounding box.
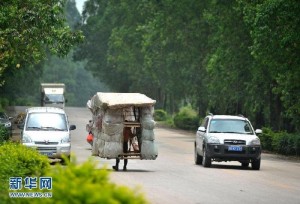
[86,92,158,161]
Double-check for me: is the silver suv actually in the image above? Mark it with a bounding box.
[20,107,76,161]
[195,114,262,170]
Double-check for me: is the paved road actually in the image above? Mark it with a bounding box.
[8,107,300,204]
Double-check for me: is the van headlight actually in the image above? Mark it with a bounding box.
[61,136,70,143]
[249,138,261,145]
[207,136,220,144]
[22,134,32,143]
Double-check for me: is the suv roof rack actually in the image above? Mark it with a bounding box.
[208,113,213,116]
[238,114,245,118]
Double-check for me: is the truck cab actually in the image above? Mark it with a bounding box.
[41,83,66,109]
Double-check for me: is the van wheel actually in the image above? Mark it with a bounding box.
[194,144,203,165]
[202,146,211,167]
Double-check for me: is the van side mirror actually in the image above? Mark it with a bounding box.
[69,125,76,130]
[198,126,206,132]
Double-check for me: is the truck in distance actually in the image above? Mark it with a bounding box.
[41,83,66,109]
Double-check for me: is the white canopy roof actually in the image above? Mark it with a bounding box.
[90,92,156,110]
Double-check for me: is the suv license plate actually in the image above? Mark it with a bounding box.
[228,146,242,151]
[41,152,53,156]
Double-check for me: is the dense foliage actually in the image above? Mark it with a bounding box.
[0,0,109,107]
[259,128,300,156]
[0,0,83,83]
[0,143,147,203]
[0,142,50,203]
[0,126,9,143]
[75,0,300,132]
[154,109,168,121]
[173,106,200,130]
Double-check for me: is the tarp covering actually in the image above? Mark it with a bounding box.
[91,92,156,110]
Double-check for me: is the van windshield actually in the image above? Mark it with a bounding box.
[26,113,67,131]
[44,94,64,103]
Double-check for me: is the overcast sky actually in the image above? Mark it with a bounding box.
[75,0,86,14]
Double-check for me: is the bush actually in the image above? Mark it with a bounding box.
[259,127,274,151]
[0,98,9,110]
[13,158,148,204]
[0,142,50,203]
[259,127,300,156]
[0,142,147,203]
[173,106,199,130]
[154,109,168,121]
[0,126,9,143]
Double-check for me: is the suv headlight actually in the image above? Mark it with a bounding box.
[249,138,261,145]
[22,134,32,143]
[61,136,70,143]
[207,136,220,144]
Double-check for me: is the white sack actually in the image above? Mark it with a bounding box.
[103,109,123,123]
[141,140,158,160]
[103,141,123,158]
[102,121,123,136]
[91,137,99,156]
[97,139,105,157]
[123,106,136,121]
[142,129,155,141]
[141,106,154,116]
[102,133,123,143]
[141,119,156,130]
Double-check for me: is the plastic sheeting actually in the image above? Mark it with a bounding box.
[141,140,158,160]
[103,141,123,158]
[92,92,156,110]
[141,129,155,141]
[102,121,123,136]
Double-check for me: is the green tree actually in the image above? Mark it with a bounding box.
[0,0,84,84]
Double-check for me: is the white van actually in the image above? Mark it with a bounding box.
[20,107,76,160]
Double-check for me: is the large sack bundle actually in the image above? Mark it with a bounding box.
[102,133,123,143]
[141,129,155,141]
[141,106,154,116]
[103,109,123,123]
[91,137,99,156]
[141,119,156,130]
[103,141,123,158]
[97,139,105,157]
[141,140,158,160]
[102,121,123,136]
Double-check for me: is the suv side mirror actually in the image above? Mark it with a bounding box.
[198,126,206,132]
[255,129,262,134]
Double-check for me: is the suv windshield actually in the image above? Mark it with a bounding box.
[209,119,253,134]
[26,112,67,131]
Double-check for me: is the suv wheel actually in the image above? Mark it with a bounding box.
[194,144,203,165]
[251,158,261,170]
[202,146,211,167]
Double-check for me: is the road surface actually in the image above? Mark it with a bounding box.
[8,106,300,204]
